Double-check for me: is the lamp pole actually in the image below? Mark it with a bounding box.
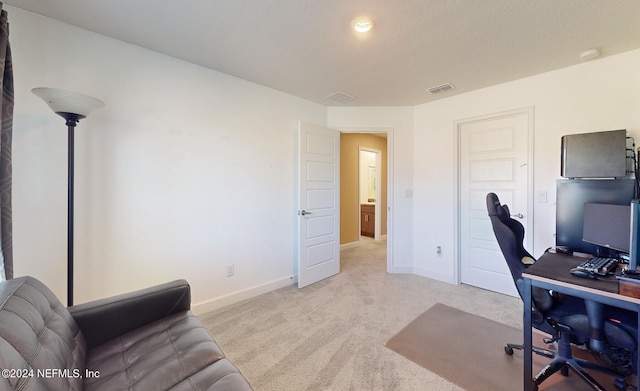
[61,113,84,306]
[32,88,104,307]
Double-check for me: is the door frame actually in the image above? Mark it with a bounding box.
[339,127,394,273]
[453,107,534,285]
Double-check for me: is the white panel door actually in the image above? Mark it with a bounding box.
[297,122,340,288]
[459,110,532,296]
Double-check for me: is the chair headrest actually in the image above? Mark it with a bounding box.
[486,192,535,266]
[486,192,500,216]
[486,192,510,221]
[498,203,510,220]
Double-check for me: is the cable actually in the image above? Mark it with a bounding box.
[629,136,639,199]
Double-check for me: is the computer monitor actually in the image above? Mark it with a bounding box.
[556,178,635,255]
[582,202,631,255]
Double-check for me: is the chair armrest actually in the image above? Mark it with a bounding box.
[68,279,191,349]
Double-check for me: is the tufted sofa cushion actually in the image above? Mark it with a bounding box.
[167,358,254,391]
[0,276,86,391]
[84,311,232,390]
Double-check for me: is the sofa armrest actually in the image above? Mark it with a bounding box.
[68,279,191,349]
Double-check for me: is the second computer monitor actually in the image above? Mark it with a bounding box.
[582,202,631,255]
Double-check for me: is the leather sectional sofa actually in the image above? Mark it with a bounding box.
[0,276,253,390]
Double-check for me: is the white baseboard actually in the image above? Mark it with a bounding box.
[411,266,456,284]
[340,235,387,252]
[387,264,456,284]
[192,276,294,315]
[389,265,413,274]
[340,241,360,251]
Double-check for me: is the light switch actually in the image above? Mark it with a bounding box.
[538,190,548,203]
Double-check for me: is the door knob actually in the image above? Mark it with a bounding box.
[299,210,312,216]
[511,213,524,219]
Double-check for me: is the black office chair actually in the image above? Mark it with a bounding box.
[486,192,637,390]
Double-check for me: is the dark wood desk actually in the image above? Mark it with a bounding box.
[521,252,640,391]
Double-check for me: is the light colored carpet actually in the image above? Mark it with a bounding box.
[200,238,523,390]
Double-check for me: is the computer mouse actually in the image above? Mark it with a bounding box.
[570,268,597,279]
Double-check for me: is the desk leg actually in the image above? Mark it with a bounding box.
[523,278,533,391]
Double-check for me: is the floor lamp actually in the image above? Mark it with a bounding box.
[32,87,104,306]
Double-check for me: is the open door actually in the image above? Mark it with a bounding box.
[297,122,340,288]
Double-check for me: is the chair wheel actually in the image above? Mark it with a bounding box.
[505,346,514,355]
[614,378,629,390]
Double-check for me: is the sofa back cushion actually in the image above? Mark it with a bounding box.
[0,276,86,390]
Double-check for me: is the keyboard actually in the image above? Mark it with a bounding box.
[576,257,618,276]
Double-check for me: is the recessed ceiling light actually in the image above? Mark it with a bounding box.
[352,16,374,33]
[580,48,600,61]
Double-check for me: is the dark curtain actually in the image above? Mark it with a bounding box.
[0,3,12,280]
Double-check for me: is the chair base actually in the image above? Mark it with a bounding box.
[505,337,634,391]
[505,342,555,360]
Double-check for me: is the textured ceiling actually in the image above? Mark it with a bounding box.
[5,0,640,106]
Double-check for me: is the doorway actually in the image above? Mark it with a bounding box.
[339,129,392,272]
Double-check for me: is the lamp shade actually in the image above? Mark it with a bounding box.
[32,87,104,117]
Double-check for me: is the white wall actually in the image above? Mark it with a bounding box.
[412,49,640,284]
[9,6,327,312]
[9,4,640,309]
[328,107,415,271]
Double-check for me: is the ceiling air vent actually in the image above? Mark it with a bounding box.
[325,91,358,104]
[427,83,455,95]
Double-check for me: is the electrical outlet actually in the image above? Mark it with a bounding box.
[436,246,442,256]
[227,265,235,277]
